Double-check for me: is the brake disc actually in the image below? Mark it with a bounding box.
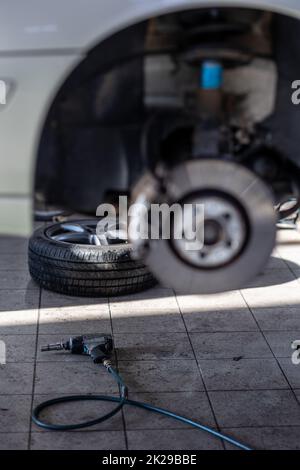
[130,159,277,294]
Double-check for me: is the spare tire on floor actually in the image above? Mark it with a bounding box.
[28,219,157,297]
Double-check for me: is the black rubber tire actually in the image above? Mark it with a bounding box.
[28,223,157,297]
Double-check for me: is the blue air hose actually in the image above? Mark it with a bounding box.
[32,364,252,451]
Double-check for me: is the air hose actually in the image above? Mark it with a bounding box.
[32,361,252,451]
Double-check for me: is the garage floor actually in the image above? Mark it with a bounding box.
[0,224,300,450]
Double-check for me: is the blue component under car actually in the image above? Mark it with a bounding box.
[200,60,223,89]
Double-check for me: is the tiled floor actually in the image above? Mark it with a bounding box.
[0,224,300,450]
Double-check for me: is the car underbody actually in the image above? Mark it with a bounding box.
[36,7,300,211]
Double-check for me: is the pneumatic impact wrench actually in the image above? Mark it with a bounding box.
[42,334,114,364]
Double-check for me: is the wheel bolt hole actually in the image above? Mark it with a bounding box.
[204,220,222,246]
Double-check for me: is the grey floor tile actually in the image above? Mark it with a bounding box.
[264,331,300,357]
[32,394,124,431]
[40,289,108,308]
[277,247,300,269]
[277,235,300,248]
[209,390,300,427]
[34,361,118,394]
[177,290,247,312]
[222,426,300,450]
[0,433,29,450]
[127,429,223,450]
[30,431,126,450]
[265,253,289,270]
[277,226,300,244]
[0,236,28,254]
[182,309,258,333]
[293,269,300,281]
[0,363,34,394]
[1,334,36,362]
[295,389,300,404]
[252,306,300,331]
[0,271,37,290]
[0,290,39,334]
[111,289,185,333]
[111,313,185,334]
[200,358,288,391]
[177,291,256,332]
[118,360,204,392]
[110,287,176,309]
[278,244,300,257]
[0,289,39,312]
[0,395,32,432]
[0,253,28,271]
[241,284,300,309]
[277,358,300,388]
[287,264,300,279]
[39,302,110,335]
[243,269,296,289]
[115,333,193,362]
[123,391,216,430]
[190,332,272,360]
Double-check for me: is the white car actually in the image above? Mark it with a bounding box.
[1,0,300,294]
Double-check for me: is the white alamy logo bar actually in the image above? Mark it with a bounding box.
[0,80,7,105]
[0,340,6,365]
[292,340,300,365]
[291,80,300,105]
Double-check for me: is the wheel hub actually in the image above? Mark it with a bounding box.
[171,194,247,269]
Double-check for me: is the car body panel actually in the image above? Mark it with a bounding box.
[0,54,81,234]
[0,0,299,235]
[0,196,32,236]
[0,1,300,53]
